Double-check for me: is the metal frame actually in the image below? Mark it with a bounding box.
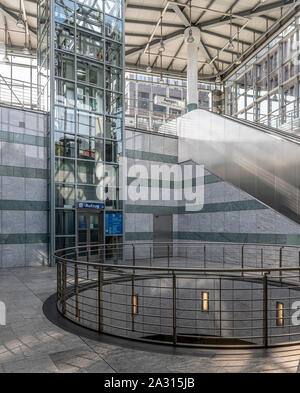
[55,241,300,349]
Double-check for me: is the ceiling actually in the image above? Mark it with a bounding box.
[0,0,298,82]
[0,0,37,55]
[125,0,300,82]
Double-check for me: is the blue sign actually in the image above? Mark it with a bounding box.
[105,213,123,235]
[77,201,105,210]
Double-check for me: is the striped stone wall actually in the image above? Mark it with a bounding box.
[125,127,300,246]
[0,105,49,267]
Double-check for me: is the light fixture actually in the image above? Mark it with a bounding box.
[158,13,165,53]
[228,10,234,50]
[158,38,165,53]
[133,295,138,315]
[228,38,234,50]
[276,302,284,326]
[216,75,221,83]
[187,0,194,43]
[146,50,152,73]
[187,29,195,44]
[16,0,24,28]
[202,292,209,312]
[235,58,241,65]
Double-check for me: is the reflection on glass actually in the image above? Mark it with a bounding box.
[55,184,75,207]
[77,185,104,201]
[77,111,103,137]
[55,132,76,157]
[55,158,75,183]
[56,211,75,235]
[77,160,104,185]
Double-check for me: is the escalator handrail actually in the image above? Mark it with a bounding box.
[202,109,300,146]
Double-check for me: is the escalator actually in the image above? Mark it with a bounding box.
[177,109,300,224]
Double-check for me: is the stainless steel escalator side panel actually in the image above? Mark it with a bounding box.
[177,109,300,224]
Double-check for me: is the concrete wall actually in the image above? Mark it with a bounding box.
[0,105,49,267]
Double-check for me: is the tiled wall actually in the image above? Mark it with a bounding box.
[0,105,49,267]
[125,127,300,246]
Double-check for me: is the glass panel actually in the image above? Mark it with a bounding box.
[77,160,104,185]
[77,85,104,113]
[55,52,75,80]
[77,59,104,87]
[54,106,76,133]
[77,185,104,201]
[77,111,104,137]
[78,137,104,161]
[55,158,75,183]
[55,79,75,107]
[105,141,117,162]
[78,215,87,229]
[56,211,75,235]
[105,15,122,42]
[105,0,122,18]
[105,116,121,139]
[55,132,76,157]
[55,23,75,52]
[55,0,75,25]
[106,91,122,115]
[106,66,122,91]
[55,184,75,207]
[77,30,104,60]
[56,236,75,251]
[106,40,122,67]
[76,4,103,34]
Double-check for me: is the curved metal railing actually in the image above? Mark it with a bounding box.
[55,241,300,348]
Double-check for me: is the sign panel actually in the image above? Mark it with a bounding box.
[77,201,105,210]
[105,213,123,235]
[154,95,185,110]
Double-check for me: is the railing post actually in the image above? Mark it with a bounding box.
[241,245,244,277]
[131,274,135,332]
[261,248,264,275]
[172,272,177,345]
[87,246,90,280]
[57,260,61,302]
[168,245,170,270]
[150,246,152,268]
[280,247,283,283]
[62,262,67,315]
[75,264,79,321]
[98,267,103,333]
[299,252,300,282]
[133,245,136,274]
[263,273,269,348]
[204,245,206,268]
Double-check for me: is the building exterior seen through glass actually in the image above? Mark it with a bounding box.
[225,17,300,134]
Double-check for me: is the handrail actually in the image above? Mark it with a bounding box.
[55,241,300,349]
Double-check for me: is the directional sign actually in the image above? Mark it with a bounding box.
[105,213,123,235]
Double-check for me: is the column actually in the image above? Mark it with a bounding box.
[184,27,201,112]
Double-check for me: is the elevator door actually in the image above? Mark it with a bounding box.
[153,214,173,258]
[78,212,104,261]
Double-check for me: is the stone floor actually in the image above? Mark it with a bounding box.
[0,266,300,373]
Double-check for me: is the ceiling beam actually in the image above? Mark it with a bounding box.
[125,29,185,57]
[198,0,296,29]
[0,3,36,39]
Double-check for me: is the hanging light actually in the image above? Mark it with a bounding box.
[16,0,24,27]
[146,50,152,73]
[235,58,242,65]
[228,11,234,50]
[187,29,195,44]
[158,13,165,53]
[158,38,165,53]
[187,1,194,43]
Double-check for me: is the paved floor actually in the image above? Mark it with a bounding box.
[0,267,300,373]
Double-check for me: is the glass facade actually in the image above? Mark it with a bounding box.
[225,17,300,134]
[38,0,124,254]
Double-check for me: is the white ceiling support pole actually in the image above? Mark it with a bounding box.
[184,26,200,112]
